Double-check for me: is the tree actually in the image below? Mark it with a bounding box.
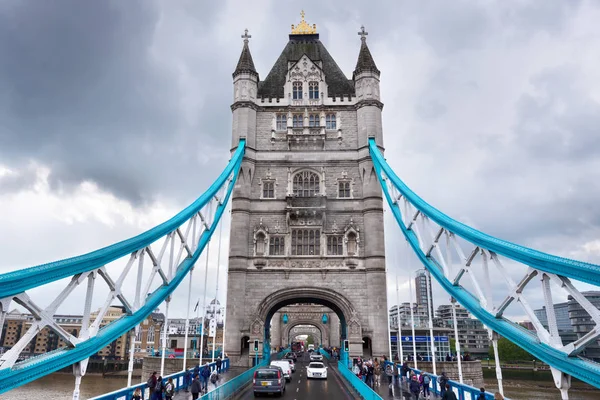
[489,338,536,362]
[306,335,314,345]
[449,338,457,354]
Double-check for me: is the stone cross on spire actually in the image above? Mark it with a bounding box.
[358,25,368,41]
[242,28,251,44]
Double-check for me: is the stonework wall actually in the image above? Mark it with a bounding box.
[415,361,484,388]
[225,41,387,367]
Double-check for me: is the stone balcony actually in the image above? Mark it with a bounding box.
[286,126,325,150]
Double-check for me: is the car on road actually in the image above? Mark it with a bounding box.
[253,366,286,397]
[270,360,292,382]
[306,362,328,379]
[309,353,323,361]
[285,358,295,372]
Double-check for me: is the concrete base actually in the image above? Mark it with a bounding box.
[414,361,484,388]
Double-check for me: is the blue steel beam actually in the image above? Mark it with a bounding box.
[369,138,600,389]
[368,139,600,287]
[0,142,246,299]
[0,141,245,393]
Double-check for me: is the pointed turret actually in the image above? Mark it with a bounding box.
[233,29,258,79]
[353,26,379,78]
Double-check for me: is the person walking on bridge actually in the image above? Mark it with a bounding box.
[216,357,223,373]
[191,374,201,400]
[409,375,421,399]
[200,362,211,394]
[442,384,457,400]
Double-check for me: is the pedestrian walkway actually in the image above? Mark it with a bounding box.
[373,377,442,399]
[172,366,248,399]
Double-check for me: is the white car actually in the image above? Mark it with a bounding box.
[270,360,292,382]
[306,362,327,379]
[309,353,323,361]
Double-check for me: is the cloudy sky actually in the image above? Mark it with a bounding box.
[1,0,599,324]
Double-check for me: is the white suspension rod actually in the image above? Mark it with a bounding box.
[451,298,463,384]
[182,268,194,371]
[425,270,437,375]
[212,214,225,363]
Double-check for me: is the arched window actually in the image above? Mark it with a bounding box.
[309,82,319,99]
[327,235,344,255]
[256,232,266,256]
[326,114,336,130]
[293,114,303,128]
[293,171,320,197]
[309,114,319,127]
[347,232,357,256]
[147,327,155,343]
[293,81,303,99]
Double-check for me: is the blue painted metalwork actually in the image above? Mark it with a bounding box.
[318,348,331,360]
[369,138,600,389]
[368,139,600,286]
[0,141,246,393]
[283,313,288,324]
[0,142,246,299]
[322,313,328,324]
[337,360,383,400]
[384,362,501,400]
[90,358,230,400]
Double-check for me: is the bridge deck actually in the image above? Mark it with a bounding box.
[236,353,356,400]
[172,366,248,399]
[374,377,442,399]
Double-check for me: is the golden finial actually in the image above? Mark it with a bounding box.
[291,10,317,35]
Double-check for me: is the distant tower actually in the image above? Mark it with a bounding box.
[225,14,388,365]
[415,269,434,316]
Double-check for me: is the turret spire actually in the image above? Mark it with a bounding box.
[353,25,379,77]
[233,28,258,78]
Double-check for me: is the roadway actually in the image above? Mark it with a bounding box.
[237,352,356,400]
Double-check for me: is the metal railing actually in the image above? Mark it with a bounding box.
[337,360,383,400]
[318,348,332,360]
[90,359,230,400]
[199,360,268,400]
[197,348,292,399]
[384,362,509,400]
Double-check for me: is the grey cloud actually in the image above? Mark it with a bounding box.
[0,0,228,205]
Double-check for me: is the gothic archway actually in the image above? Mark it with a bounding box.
[253,287,363,357]
[283,320,327,347]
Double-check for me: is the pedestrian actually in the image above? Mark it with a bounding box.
[200,362,211,393]
[421,372,431,399]
[152,375,164,400]
[374,358,381,387]
[393,361,400,385]
[439,371,449,396]
[216,357,223,373]
[146,371,157,395]
[409,375,420,399]
[184,369,192,392]
[442,384,458,400]
[366,361,374,388]
[494,393,504,400]
[401,361,410,382]
[164,377,175,400]
[210,367,220,390]
[476,387,486,400]
[132,388,142,400]
[385,361,394,388]
[191,374,201,400]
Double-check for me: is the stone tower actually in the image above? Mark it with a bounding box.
[225,14,387,365]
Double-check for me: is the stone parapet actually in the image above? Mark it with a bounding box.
[413,361,484,388]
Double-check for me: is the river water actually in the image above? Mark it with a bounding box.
[4,373,599,399]
[4,373,130,400]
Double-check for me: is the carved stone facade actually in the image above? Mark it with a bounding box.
[226,24,387,366]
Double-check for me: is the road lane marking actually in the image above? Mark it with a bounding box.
[296,388,299,392]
